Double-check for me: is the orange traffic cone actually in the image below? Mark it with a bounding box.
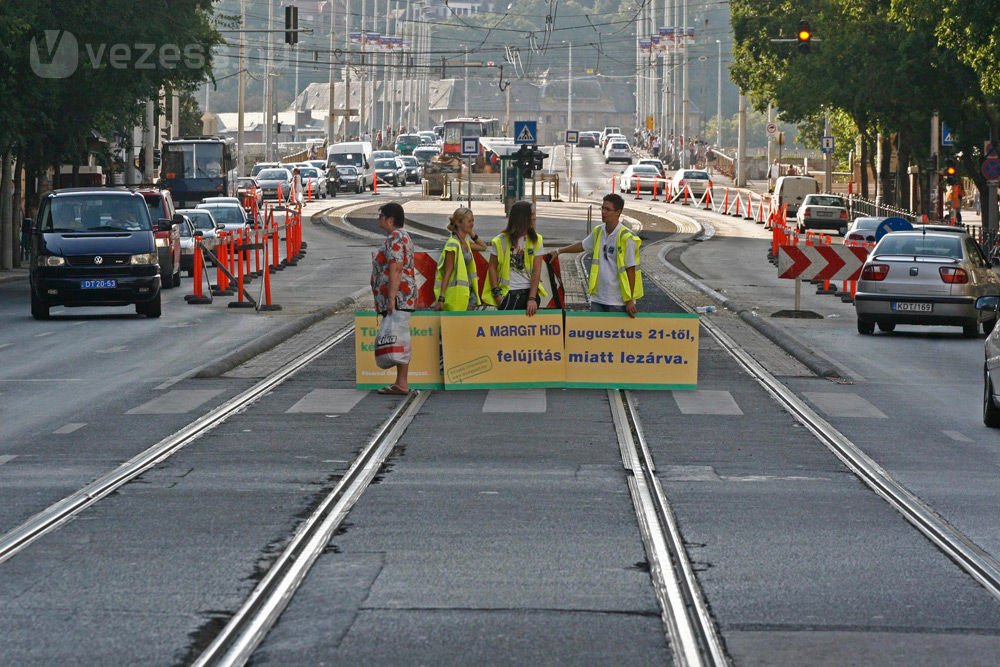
[277,182,284,202]
[306,178,313,202]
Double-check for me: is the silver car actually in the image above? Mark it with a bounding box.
[855,228,1000,336]
[976,294,1000,426]
[796,193,850,234]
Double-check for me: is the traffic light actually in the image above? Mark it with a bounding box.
[797,20,812,53]
[944,160,957,185]
[285,5,299,45]
[515,145,533,179]
[531,147,548,171]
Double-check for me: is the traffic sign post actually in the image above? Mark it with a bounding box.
[461,136,478,210]
[565,130,578,198]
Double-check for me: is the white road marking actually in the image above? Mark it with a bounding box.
[482,389,547,413]
[126,389,225,414]
[803,392,887,418]
[942,430,972,442]
[154,372,194,391]
[34,332,55,338]
[0,343,12,351]
[286,389,367,413]
[53,423,86,434]
[672,390,743,415]
[0,455,16,467]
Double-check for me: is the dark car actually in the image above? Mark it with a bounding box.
[334,166,364,193]
[255,167,293,201]
[412,146,441,166]
[399,155,423,184]
[578,131,599,148]
[375,158,406,187]
[28,188,164,319]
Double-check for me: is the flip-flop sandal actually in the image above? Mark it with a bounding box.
[377,384,409,395]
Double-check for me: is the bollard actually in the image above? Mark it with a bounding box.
[270,215,283,272]
[277,182,283,203]
[212,231,232,295]
[372,172,379,195]
[185,238,212,304]
[306,178,313,202]
[634,177,642,200]
[650,178,659,202]
[229,229,254,308]
[682,184,690,205]
[258,231,282,312]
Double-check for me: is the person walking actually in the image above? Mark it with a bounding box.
[371,201,417,395]
[434,207,486,311]
[768,158,780,192]
[549,193,643,317]
[481,201,547,316]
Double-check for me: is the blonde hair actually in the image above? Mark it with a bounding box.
[448,206,473,233]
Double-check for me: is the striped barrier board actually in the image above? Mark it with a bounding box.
[777,244,869,281]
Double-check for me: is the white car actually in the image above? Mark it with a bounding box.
[669,169,712,198]
[619,164,666,193]
[604,141,632,164]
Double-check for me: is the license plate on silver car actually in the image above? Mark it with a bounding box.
[892,302,932,312]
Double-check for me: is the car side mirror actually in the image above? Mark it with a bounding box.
[216,222,225,230]
[156,218,173,232]
[976,295,1000,312]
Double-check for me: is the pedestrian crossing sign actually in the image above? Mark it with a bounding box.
[514,121,538,145]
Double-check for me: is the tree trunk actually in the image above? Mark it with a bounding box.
[857,120,869,199]
[12,151,24,268]
[1,155,12,270]
[896,129,911,213]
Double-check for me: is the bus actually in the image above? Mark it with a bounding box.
[159,137,237,208]
[441,117,503,172]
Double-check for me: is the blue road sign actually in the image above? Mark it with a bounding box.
[875,216,913,242]
[514,121,537,145]
[461,136,478,156]
[941,123,955,146]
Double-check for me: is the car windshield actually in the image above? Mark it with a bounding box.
[610,143,628,150]
[257,169,290,180]
[337,167,358,175]
[43,194,153,232]
[179,210,216,230]
[237,179,256,187]
[876,234,963,258]
[684,171,709,179]
[400,157,417,166]
[633,166,660,175]
[198,205,245,225]
[853,218,884,230]
[375,159,397,168]
[809,196,845,206]
[300,168,319,178]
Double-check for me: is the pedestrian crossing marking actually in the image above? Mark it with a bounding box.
[942,430,972,442]
[53,423,86,434]
[802,392,886,418]
[287,389,367,413]
[126,389,224,414]
[672,390,743,415]
[482,389,547,413]
[0,455,16,467]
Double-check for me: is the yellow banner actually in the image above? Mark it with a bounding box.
[355,312,443,389]
[440,311,565,389]
[564,312,699,389]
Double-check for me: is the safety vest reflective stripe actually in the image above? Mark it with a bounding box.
[435,236,480,310]
[587,225,644,302]
[480,232,547,306]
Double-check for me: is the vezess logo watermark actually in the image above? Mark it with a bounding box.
[30,30,206,79]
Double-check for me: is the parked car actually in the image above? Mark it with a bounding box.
[976,295,1000,426]
[796,194,850,234]
[669,169,712,198]
[237,177,263,208]
[255,167,293,201]
[375,157,407,186]
[196,201,250,233]
[845,217,887,245]
[334,165,365,193]
[399,155,423,184]
[412,146,441,166]
[298,167,328,199]
[619,164,666,193]
[604,141,632,164]
[855,228,1000,337]
[27,188,164,319]
[138,188,183,289]
[176,208,222,262]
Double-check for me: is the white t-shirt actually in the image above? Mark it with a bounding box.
[582,223,638,306]
[490,235,543,290]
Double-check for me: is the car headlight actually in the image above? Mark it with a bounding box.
[37,255,65,267]
[131,253,157,265]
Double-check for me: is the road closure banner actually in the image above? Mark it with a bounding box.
[355,312,444,390]
[440,311,565,389]
[564,312,699,389]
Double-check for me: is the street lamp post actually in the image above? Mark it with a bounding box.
[716,39,722,148]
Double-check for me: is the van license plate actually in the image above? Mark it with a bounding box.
[81,279,117,289]
[892,302,932,312]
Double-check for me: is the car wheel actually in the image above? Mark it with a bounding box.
[161,260,175,288]
[138,292,162,318]
[963,322,980,338]
[857,318,875,335]
[30,290,50,320]
[985,369,1000,428]
[173,261,182,286]
[984,318,997,335]
[876,320,895,333]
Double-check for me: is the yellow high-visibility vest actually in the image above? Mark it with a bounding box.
[434,235,480,311]
[587,225,644,302]
[480,232,548,306]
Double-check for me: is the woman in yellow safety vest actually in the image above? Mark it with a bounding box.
[434,207,486,311]
[481,201,547,316]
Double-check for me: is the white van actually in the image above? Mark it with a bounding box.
[327,141,374,191]
[773,175,819,215]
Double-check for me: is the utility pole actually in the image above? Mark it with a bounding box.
[238,0,246,174]
[327,0,336,146]
[143,100,155,182]
[680,0,688,168]
[736,92,747,187]
[715,39,722,148]
[264,0,273,161]
[464,46,469,117]
[567,41,573,131]
[824,111,833,193]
